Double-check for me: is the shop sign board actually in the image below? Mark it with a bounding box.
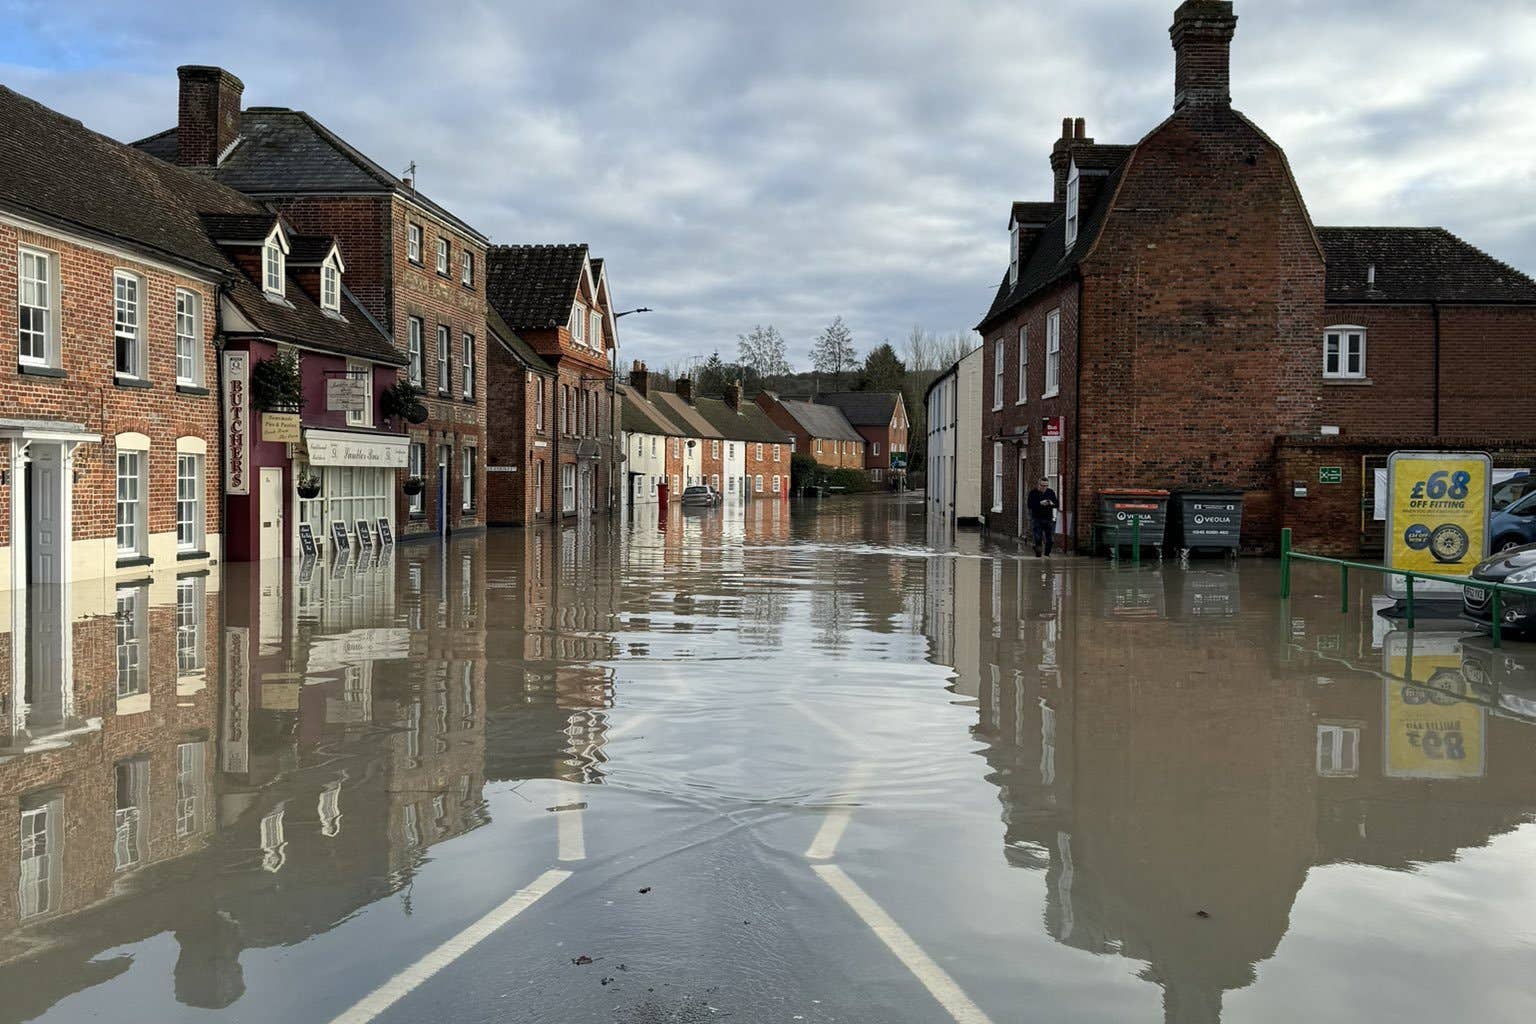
[304,429,409,468]
[261,412,301,443]
[327,376,368,412]
[1383,632,1485,779]
[1384,451,1491,597]
[222,352,250,495]
[222,627,250,773]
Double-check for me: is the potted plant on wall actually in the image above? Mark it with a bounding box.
[382,379,429,425]
[402,475,426,497]
[251,351,305,412]
[296,470,322,500]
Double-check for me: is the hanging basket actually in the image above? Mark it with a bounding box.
[296,473,322,500]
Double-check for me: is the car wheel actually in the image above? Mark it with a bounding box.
[1496,535,1523,553]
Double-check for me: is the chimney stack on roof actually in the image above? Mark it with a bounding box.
[676,376,693,404]
[1050,116,1093,203]
[175,65,243,168]
[629,360,649,397]
[726,379,743,412]
[1170,0,1238,111]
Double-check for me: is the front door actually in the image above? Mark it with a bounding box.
[259,467,284,558]
[28,442,63,585]
[438,444,451,536]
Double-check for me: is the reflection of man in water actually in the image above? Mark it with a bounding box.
[174,910,245,1009]
[1027,477,1059,556]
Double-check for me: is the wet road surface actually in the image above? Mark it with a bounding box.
[3,494,1536,1022]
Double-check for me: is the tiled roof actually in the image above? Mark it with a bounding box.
[1318,227,1536,304]
[224,274,404,365]
[287,235,339,265]
[1010,201,1059,226]
[978,149,1134,332]
[486,306,554,375]
[199,213,278,243]
[618,385,684,436]
[774,397,863,443]
[693,397,794,444]
[486,244,589,331]
[1072,144,1136,172]
[0,84,259,274]
[814,391,899,427]
[651,391,724,439]
[133,107,485,242]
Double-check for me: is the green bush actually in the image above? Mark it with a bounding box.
[826,468,871,492]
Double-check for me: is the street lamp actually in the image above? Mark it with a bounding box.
[614,307,653,319]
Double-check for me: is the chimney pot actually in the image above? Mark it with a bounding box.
[1073,117,1086,140]
[1170,1,1237,111]
[175,65,244,167]
[629,362,649,397]
[1060,117,1073,140]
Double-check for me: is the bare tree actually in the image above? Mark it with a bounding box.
[738,324,791,383]
[904,323,936,373]
[810,316,858,389]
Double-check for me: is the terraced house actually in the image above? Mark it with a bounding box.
[756,393,862,480]
[134,66,489,544]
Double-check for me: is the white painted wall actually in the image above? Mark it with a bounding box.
[625,430,667,505]
[926,347,983,523]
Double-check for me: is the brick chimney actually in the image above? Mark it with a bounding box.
[629,360,649,398]
[1170,1,1237,111]
[176,65,244,167]
[1050,117,1092,203]
[725,379,743,412]
[676,376,693,404]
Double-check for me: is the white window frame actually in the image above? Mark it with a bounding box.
[873,441,881,456]
[462,333,475,399]
[409,442,425,513]
[175,288,203,385]
[772,474,781,494]
[461,250,473,286]
[991,338,1004,410]
[1323,326,1366,380]
[1043,436,1061,500]
[321,260,341,312]
[176,452,204,552]
[175,578,206,677]
[755,442,764,461]
[772,443,781,462]
[114,270,146,380]
[462,446,475,511]
[992,442,1003,513]
[1044,309,1061,398]
[711,439,720,458]
[561,463,576,513]
[407,317,423,385]
[407,224,423,263]
[571,303,586,345]
[535,379,545,432]
[1316,724,1360,777]
[755,474,764,493]
[116,449,146,557]
[1016,324,1028,404]
[19,245,59,367]
[436,237,450,276]
[437,324,451,395]
[1065,161,1080,247]
[346,361,372,427]
[1009,221,1020,287]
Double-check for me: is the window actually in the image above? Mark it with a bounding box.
[815,439,822,455]
[992,338,1004,410]
[589,310,602,350]
[114,757,150,871]
[672,438,680,457]
[755,442,764,461]
[408,317,423,385]
[263,239,285,295]
[992,442,1003,513]
[1324,326,1366,379]
[535,379,545,431]
[1044,309,1061,397]
[1065,162,1080,246]
[772,474,781,494]
[176,741,207,837]
[176,576,205,675]
[409,442,425,513]
[116,450,145,556]
[1016,325,1028,404]
[19,795,61,920]
[773,444,781,462]
[174,289,202,385]
[534,460,544,512]
[711,440,720,458]
[321,261,340,312]
[578,387,587,436]
[462,447,475,510]
[561,463,576,513]
[755,474,764,493]
[436,237,450,275]
[408,224,422,263]
[1316,725,1360,777]
[571,303,586,345]
[1009,221,1020,287]
[18,246,58,367]
[462,333,475,399]
[176,453,204,551]
[711,473,720,489]
[1043,436,1061,499]
[437,325,451,395]
[461,251,473,286]
[873,442,881,457]
[114,271,144,378]
[346,361,372,427]
[115,585,146,697]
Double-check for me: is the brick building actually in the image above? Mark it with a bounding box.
[976,1,1536,553]
[617,374,684,508]
[485,309,557,525]
[695,383,794,503]
[134,67,490,545]
[756,393,864,477]
[485,245,618,520]
[653,381,726,492]
[813,392,911,486]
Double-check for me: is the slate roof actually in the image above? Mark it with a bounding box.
[199,213,278,243]
[486,244,589,331]
[486,306,555,375]
[1072,144,1136,172]
[694,397,794,444]
[0,84,259,275]
[1317,227,1536,304]
[134,107,485,242]
[618,385,684,436]
[1010,201,1059,226]
[814,391,900,427]
[651,392,724,439]
[774,397,863,443]
[978,149,1134,332]
[223,274,403,365]
[287,235,339,265]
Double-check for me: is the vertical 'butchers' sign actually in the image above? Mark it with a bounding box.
[223,351,250,496]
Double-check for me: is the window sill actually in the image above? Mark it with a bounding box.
[436,270,452,280]
[116,554,153,569]
[462,396,476,404]
[1041,389,1060,400]
[1322,377,1374,386]
[115,375,153,390]
[19,363,66,379]
[1015,399,1027,406]
[408,257,423,267]
[176,549,210,561]
[176,383,210,396]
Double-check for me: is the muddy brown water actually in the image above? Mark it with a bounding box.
[1,494,1534,1023]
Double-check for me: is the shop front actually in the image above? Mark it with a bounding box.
[296,429,409,558]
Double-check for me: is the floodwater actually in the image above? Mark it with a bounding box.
[2,494,1535,1024]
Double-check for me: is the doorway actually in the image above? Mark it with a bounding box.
[437,444,452,536]
[259,467,284,559]
[1017,449,1028,537]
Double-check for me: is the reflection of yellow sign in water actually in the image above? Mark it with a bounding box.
[1385,451,1490,597]
[1382,633,1484,778]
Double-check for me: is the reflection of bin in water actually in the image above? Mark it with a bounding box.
[1097,489,1169,553]
[1177,568,1242,617]
[1100,569,1168,618]
[1170,490,1244,554]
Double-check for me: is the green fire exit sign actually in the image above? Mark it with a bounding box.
[1318,466,1343,484]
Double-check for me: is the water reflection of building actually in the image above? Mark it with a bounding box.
[943,558,1536,1024]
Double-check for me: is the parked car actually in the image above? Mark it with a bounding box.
[1462,541,1536,637]
[1492,472,1534,511]
[681,485,718,507]
[1489,489,1536,552]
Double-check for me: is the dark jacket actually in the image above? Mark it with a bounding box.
[1027,486,1058,523]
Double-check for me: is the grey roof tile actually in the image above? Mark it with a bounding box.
[813,391,899,426]
[1318,226,1536,303]
[486,244,588,331]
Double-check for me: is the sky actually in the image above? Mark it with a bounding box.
[5,0,1536,371]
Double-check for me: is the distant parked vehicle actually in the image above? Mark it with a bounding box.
[1462,541,1536,637]
[1489,490,1536,552]
[681,485,718,507]
[1493,472,1535,511]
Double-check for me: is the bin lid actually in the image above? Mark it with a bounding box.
[1099,488,1170,498]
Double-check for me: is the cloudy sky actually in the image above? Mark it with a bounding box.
[5,0,1536,369]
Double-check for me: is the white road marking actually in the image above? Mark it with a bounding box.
[786,696,862,747]
[329,868,572,1024]
[813,864,995,1024]
[805,764,873,860]
[556,783,586,862]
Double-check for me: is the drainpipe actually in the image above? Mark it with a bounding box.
[1071,275,1084,552]
[1431,301,1441,437]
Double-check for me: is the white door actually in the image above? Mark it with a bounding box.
[29,443,63,585]
[1017,450,1027,536]
[259,467,284,559]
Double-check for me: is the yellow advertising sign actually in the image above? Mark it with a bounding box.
[1385,451,1490,596]
[1383,632,1485,779]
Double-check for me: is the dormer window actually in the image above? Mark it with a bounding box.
[1065,161,1080,247]
[1009,221,1020,287]
[263,240,284,295]
[321,261,341,312]
[570,303,586,345]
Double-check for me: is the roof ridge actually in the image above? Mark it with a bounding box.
[285,109,398,189]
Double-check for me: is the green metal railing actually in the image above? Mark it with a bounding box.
[1279,527,1527,648]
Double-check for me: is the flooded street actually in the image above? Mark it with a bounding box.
[3,494,1536,1023]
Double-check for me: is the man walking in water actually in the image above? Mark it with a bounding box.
[1026,476,1058,556]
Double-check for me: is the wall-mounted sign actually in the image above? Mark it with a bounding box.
[222,626,250,773]
[488,466,518,473]
[376,518,394,546]
[297,523,318,559]
[304,429,409,468]
[327,376,368,413]
[222,352,250,496]
[1041,416,1064,439]
[1319,466,1343,484]
[331,520,350,553]
[1385,450,1491,597]
[262,412,301,443]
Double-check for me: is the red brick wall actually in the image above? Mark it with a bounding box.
[486,344,555,526]
[744,439,790,498]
